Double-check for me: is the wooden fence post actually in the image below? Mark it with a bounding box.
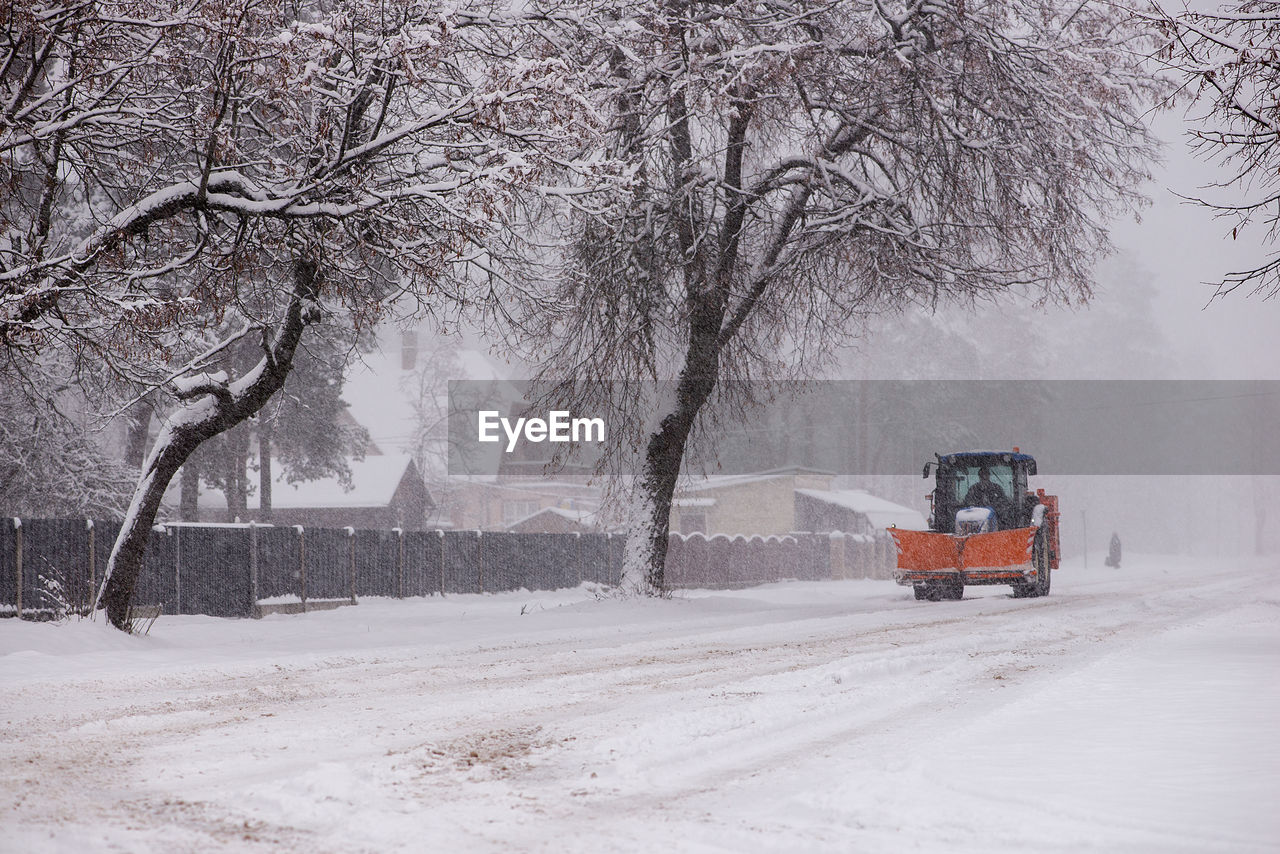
[574,532,582,586]
[248,522,259,617]
[86,519,95,615]
[437,529,446,597]
[347,527,357,604]
[296,526,307,611]
[172,525,182,613]
[13,517,22,619]
[394,527,404,598]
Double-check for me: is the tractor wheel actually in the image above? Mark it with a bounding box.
[1035,543,1052,597]
[1013,536,1052,599]
[913,585,929,601]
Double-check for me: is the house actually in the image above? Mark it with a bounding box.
[670,467,836,536]
[196,454,434,530]
[444,476,602,531]
[669,466,926,537]
[794,488,927,535]
[339,326,607,531]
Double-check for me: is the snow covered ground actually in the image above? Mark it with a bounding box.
[2,554,1277,853]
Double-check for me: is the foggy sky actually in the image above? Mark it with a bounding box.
[1107,111,1276,380]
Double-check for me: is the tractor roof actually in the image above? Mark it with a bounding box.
[939,450,1037,465]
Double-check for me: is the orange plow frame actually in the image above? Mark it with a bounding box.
[888,527,1039,586]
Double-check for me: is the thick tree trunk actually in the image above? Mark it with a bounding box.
[96,258,319,630]
[621,338,719,593]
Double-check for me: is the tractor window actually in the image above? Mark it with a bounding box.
[955,463,1013,506]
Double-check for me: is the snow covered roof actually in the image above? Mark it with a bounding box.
[939,450,1037,464]
[795,489,928,531]
[200,454,423,510]
[504,505,598,530]
[679,467,836,493]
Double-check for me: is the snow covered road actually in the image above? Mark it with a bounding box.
[2,555,1277,853]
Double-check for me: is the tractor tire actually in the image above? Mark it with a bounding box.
[915,583,943,601]
[1013,536,1052,599]
[1035,542,1052,597]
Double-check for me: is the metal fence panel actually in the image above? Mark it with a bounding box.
[17,519,89,615]
[0,519,18,613]
[578,534,612,586]
[402,530,440,597]
[354,529,400,598]
[176,526,251,617]
[136,526,176,613]
[256,526,301,601]
[304,527,351,601]
[442,531,481,594]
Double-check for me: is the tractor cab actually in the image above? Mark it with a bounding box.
[925,449,1039,534]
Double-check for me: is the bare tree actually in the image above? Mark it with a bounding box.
[1145,0,1280,299]
[526,0,1164,593]
[1,0,612,628]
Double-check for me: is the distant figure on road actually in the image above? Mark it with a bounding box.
[1105,532,1122,568]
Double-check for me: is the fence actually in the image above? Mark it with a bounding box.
[664,531,897,588]
[0,520,626,620]
[0,519,897,620]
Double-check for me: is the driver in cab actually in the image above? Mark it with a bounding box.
[963,466,1006,509]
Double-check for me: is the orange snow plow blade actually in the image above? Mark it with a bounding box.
[962,528,1038,569]
[890,527,1037,572]
[889,529,962,572]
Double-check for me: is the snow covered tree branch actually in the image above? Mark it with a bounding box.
[1143,0,1280,299]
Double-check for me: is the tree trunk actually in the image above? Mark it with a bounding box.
[124,402,153,469]
[96,257,320,630]
[620,342,719,593]
[225,426,250,521]
[259,418,273,521]
[180,457,199,521]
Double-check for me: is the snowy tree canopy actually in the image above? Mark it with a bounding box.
[521,0,1165,591]
[0,0,618,629]
[0,0,613,369]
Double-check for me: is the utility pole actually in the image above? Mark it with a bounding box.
[1082,509,1088,569]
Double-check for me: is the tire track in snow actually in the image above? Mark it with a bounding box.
[1,558,1269,852]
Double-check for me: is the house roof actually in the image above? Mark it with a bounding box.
[504,505,598,530]
[795,488,927,531]
[199,454,425,511]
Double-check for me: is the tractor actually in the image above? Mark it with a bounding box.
[888,449,1060,601]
